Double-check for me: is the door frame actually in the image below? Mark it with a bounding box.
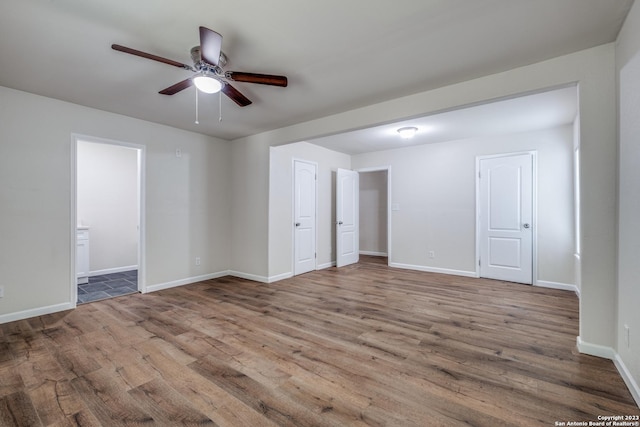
[356,166,392,265]
[475,151,537,284]
[291,158,318,275]
[71,133,146,306]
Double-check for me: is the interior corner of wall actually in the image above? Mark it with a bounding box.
[576,335,616,360]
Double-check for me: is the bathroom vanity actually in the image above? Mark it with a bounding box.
[77,226,90,284]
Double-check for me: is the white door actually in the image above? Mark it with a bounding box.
[479,153,533,284]
[294,160,317,275]
[336,168,359,267]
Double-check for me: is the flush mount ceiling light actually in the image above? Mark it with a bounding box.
[397,126,418,139]
[193,73,222,94]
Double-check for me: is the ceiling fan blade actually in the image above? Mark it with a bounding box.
[226,72,288,87]
[112,44,192,70]
[222,83,252,107]
[159,78,193,95]
[199,27,223,66]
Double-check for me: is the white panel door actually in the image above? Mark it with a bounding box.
[294,160,317,275]
[336,168,359,267]
[479,153,533,284]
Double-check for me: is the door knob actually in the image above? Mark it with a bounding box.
[295,222,301,227]
[523,223,530,229]
[338,221,343,225]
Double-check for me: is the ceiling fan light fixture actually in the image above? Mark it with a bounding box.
[397,126,418,139]
[193,74,222,94]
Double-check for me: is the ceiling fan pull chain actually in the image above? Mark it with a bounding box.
[195,87,199,124]
[219,90,223,122]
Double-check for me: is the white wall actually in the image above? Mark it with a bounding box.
[0,86,231,321]
[616,0,640,404]
[352,126,575,284]
[77,141,139,273]
[230,138,270,281]
[269,142,351,279]
[359,170,388,256]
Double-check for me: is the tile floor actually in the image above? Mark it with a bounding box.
[77,270,138,304]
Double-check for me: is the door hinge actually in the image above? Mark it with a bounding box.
[478,259,481,266]
[478,171,481,179]
[315,252,317,258]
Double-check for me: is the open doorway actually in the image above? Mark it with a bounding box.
[334,167,391,268]
[73,136,144,304]
[358,167,390,265]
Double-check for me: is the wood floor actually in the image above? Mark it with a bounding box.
[1,256,638,426]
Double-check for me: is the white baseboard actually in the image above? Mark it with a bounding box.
[228,270,269,284]
[535,280,580,297]
[265,264,339,280]
[0,302,75,325]
[146,269,289,290]
[360,251,388,257]
[390,262,478,278]
[577,337,640,408]
[267,272,293,283]
[89,265,138,277]
[317,261,336,270]
[614,353,640,407]
[576,336,616,359]
[144,271,230,293]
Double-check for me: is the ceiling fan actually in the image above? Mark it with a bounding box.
[112,26,288,107]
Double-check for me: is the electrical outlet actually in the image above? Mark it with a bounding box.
[625,324,630,348]
[175,148,182,158]
[428,251,435,259]
[0,286,4,298]
[195,257,201,266]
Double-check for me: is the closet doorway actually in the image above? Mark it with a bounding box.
[358,167,390,264]
[73,135,145,304]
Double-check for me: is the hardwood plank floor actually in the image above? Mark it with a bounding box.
[1,256,638,426]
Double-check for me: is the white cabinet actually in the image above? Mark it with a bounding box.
[77,227,90,284]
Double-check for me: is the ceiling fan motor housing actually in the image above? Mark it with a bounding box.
[190,46,227,70]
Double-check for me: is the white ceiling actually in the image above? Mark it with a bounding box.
[308,86,578,155]
[0,1,632,141]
